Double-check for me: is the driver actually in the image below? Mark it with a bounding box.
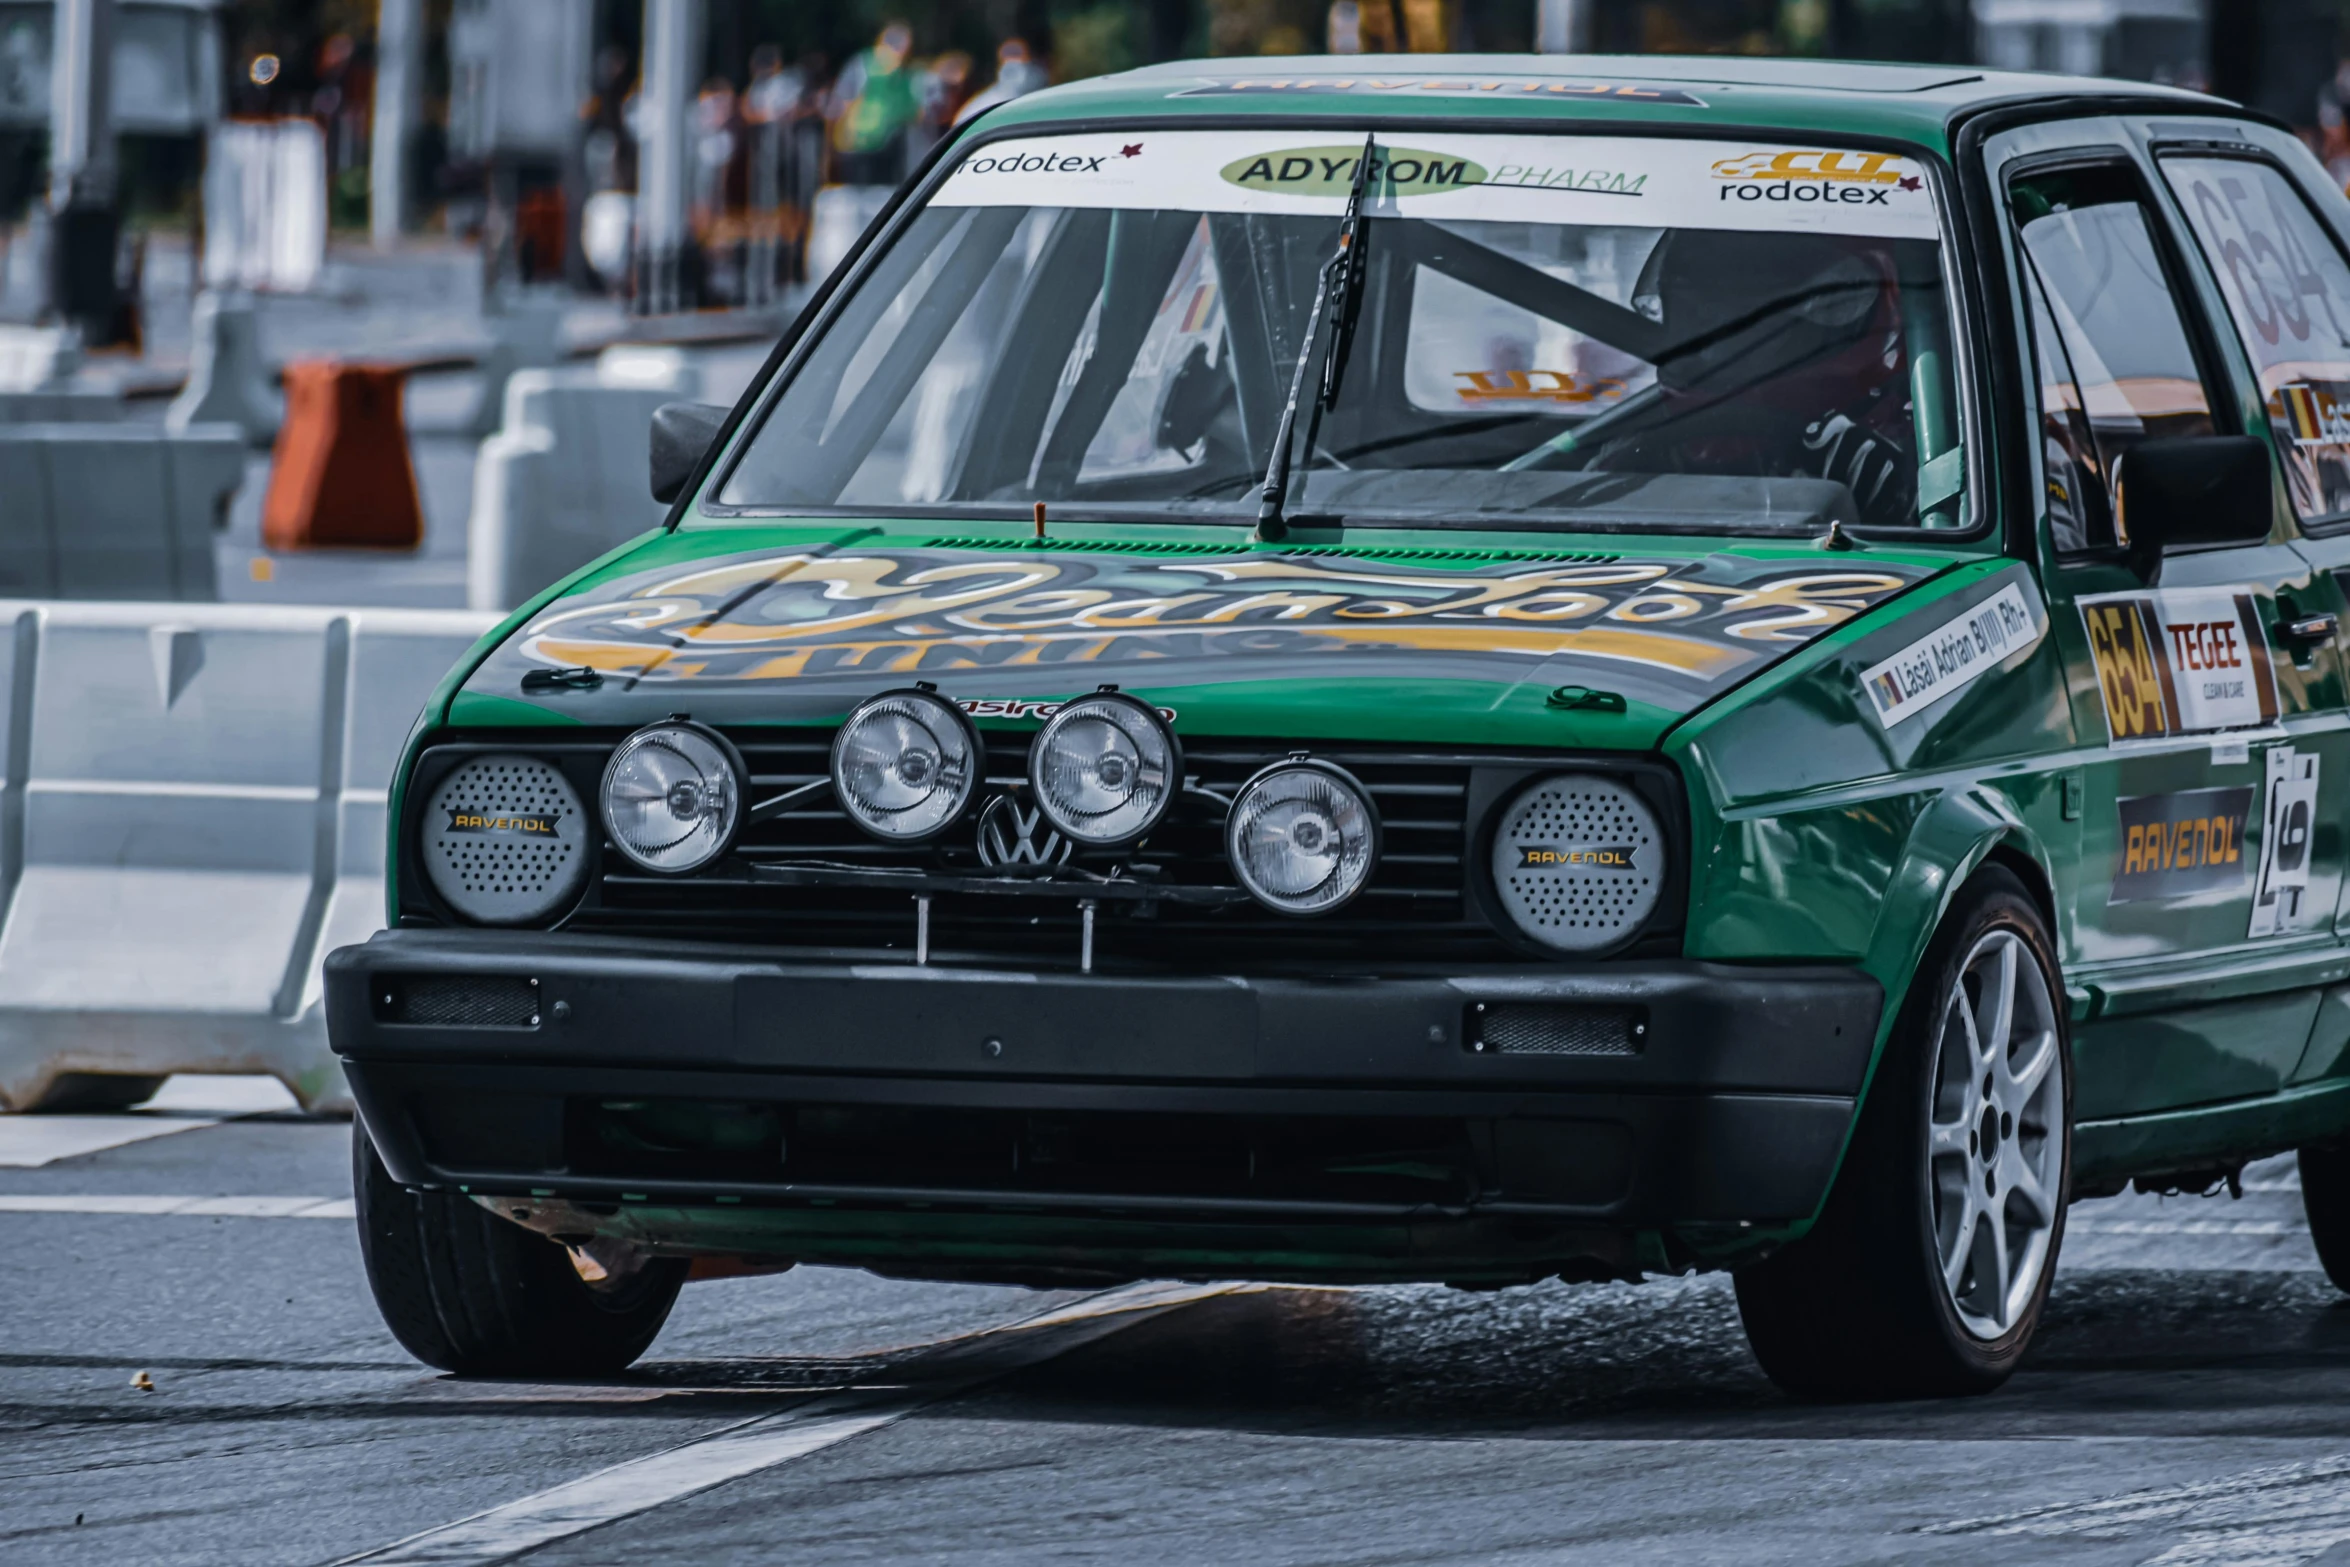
[1581,230,1917,525]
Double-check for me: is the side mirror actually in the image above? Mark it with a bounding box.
[649,402,729,505]
[2115,435,2273,556]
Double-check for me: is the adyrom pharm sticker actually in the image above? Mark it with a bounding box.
[1858,581,2042,729]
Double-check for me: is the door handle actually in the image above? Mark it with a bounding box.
[2282,613,2340,646]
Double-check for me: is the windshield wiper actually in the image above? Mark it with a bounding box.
[1255,134,1377,543]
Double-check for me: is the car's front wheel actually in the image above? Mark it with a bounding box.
[1734,866,2071,1399]
[353,1123,686,1377]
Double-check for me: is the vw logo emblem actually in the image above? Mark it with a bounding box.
[976,794,1071,873]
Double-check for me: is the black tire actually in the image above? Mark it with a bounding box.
[353,1122,686,1377]
[17,1073,169,1113]
[1734,866,2072,1400]
[2298,1143,2350,1292]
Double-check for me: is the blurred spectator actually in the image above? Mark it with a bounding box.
[692,77,740,236]
[912,51,975,164]
[1328,0,1402,53]
[583,45,635,197]
[2319,60,2350,189]
[955,40,1050,126]
[831,23,921,185]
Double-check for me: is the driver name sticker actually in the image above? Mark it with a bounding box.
[2080,587,2279,741]
[932,131,1940,240]
[1858,581,2042,729]
[2249,745,2322,937]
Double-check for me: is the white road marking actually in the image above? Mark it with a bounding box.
[0,1116,224,1167]
[0,1194,354,1217]
[2070,1219,2310,1236]
[335,1279,1251,1567]
[0,1073,301,1167]
[1926,1454,2350,1567]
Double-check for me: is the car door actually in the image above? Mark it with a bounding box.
[1986,125,2344,1120]
[2147,121,2350,1085]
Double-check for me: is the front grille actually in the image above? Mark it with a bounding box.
[570,733,1503,965]
[376,974,541,1027]
[1470,1003,1645,1057]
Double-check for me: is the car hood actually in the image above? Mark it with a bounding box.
[452,527,1950,748]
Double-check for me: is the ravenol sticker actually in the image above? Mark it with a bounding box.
[2081,588,2279,740]
[1858,581,2041,729]
[446,811,562,835]
[2249,746,2321,937]
[2110,786,2252,904]
[1518,845,1635,869]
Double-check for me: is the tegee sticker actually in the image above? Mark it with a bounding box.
[2080,587,2279,741]
[1858,580,2042,729]
[2249,746,2322,937]
[2110,786,2253,904]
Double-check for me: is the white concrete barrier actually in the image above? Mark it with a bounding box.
[0,325,81,392]
[0,426,247,599]
[0,601,499,1113]
[466,346,704,612]
[0,391,129,422]
[467,294,569,439]
[167,290,282,445]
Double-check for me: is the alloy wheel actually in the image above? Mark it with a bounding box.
[1925,928,2064,1339]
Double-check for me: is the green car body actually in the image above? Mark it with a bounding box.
[333,56,2350,1380]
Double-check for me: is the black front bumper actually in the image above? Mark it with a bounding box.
[328,930,1882,1280]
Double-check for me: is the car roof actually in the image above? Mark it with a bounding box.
[978,53,2240,156]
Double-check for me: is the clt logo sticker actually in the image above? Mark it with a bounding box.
[975,795,1071,872]
[1519,845,1634,869]
[2110,787,2251,904]
[446,812,561,835]
[1710,149,1921,208]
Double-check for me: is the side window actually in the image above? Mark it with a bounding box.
[2021,263,2111,552]
[2161,156,2350,525]
[2010,163,2221,547]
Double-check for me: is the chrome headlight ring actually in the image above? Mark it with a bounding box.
[830,687,984,843]
[1029,691,1181,847]
[1224,759,1381,916]
[600,720,746,875]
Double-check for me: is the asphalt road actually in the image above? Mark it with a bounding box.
[4,1082,2349,1567]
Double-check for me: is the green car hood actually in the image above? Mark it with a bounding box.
[453,526,1951,748]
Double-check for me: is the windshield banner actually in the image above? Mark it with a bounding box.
[932,131,1939,240]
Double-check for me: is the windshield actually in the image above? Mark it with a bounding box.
[715,130,1964,535]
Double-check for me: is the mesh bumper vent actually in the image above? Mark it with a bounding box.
[377,975,541,1028]
[1470,1003,1645,1057]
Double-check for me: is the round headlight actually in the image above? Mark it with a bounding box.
[600,722,743,874]
[831,689,980,842]
[423,753,592,925]
[1226,761,1379,915]
[1489,773,1666,954]
[1030,692,1179,845]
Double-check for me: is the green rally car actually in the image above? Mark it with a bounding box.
[332,54,2350,1398]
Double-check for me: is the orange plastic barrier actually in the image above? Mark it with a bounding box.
[261,361,423,551]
